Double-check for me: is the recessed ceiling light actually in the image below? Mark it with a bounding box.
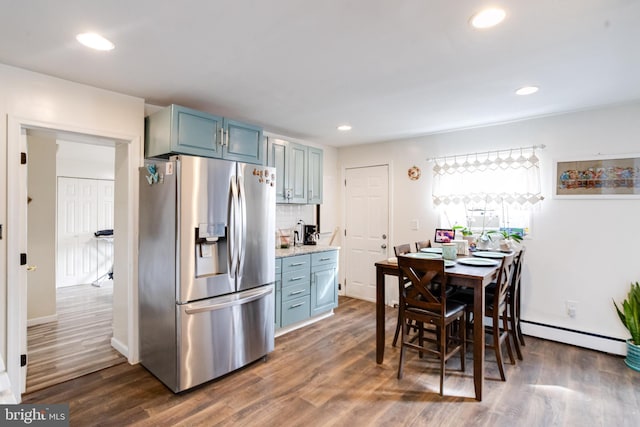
[337,124,352,131]
[470,8,506,29]
[515,86,539,96]
[76,33,115,51]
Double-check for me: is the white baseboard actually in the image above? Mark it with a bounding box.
[111,337,129,360]
[26,314,59,327]
[521,321,627,356]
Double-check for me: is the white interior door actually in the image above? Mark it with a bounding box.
[57,177,114,287]
[344,165,389,302]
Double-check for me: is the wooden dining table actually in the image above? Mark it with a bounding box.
[374,256,499,401]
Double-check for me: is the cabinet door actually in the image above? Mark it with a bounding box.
[311,266,338,315]
[287,142,307,204]
[267,138,288,203]
[223,118,264,165]
[307,147,323,204]
[281,295,311,327]
[174,106,223,157]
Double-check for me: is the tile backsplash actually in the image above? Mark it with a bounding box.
[276,204,315,233]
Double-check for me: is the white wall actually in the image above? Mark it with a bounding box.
[337,102,640,354]
[0,62,144,402]
[57,140,115,179]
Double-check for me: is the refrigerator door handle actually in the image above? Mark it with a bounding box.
[237,174,247,275]
[229,175,239,278]
[184,286,273,315]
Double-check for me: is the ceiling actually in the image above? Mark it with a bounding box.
[1,1,640,147]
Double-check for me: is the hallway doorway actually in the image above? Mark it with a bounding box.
[24,130,125,393]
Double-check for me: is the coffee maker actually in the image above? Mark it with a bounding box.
[303,224,319,245]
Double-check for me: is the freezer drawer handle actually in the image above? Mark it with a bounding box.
[289,302,305,309]
[185,287,273,315]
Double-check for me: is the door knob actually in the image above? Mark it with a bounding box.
[27,265,37,272]
[381,244,387,249]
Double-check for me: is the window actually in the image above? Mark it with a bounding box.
[431,146,543,236]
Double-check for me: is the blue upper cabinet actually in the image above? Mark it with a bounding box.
[145,105,222,158]
[287,142,308,204]
[145,104,264,165]
[223,118,264,164]
[307,147,323,204]
[267,138,288,203]
[267,137,323,204]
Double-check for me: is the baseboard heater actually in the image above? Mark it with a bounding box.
[520,319,626,356]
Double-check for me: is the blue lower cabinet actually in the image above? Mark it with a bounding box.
[311,266,338,315]
[281,295,311,326]
[276,250,338,329]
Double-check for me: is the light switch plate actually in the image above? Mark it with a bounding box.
[410,219,419,230]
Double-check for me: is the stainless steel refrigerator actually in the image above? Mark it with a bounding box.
[138,155,275,392]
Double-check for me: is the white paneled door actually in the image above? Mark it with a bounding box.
[57,177,114,287]
[344,165,389,302]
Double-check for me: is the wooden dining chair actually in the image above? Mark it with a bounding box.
[415,240,432,252]
[397,256,466,396]
[450,253,516,381]
[394,244,412,257]
[487,253,517,380]
[508,248,526,359]
[392,244,413,347]
[483,248,526,360]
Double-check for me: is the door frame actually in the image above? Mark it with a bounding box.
[341,162,393,300]
[6,115,140,402]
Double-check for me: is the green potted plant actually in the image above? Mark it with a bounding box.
[453,225,476,248]
[494,230,523,251]
[452,225,472,238]
[613,281,640,371]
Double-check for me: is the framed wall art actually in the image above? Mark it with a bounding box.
[554,155,640,199]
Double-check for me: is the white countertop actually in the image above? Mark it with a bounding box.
[275,245,340,258]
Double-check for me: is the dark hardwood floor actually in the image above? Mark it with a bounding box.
[26,282,126,393]
[24,296,639,426]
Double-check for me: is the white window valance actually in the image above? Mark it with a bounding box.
[431,146,544,206]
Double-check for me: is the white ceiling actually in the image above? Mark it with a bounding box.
[1,0,640,147]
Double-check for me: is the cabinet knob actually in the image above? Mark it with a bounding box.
[381,244,387,249]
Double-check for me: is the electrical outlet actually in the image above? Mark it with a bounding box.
[566,300,577,318]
